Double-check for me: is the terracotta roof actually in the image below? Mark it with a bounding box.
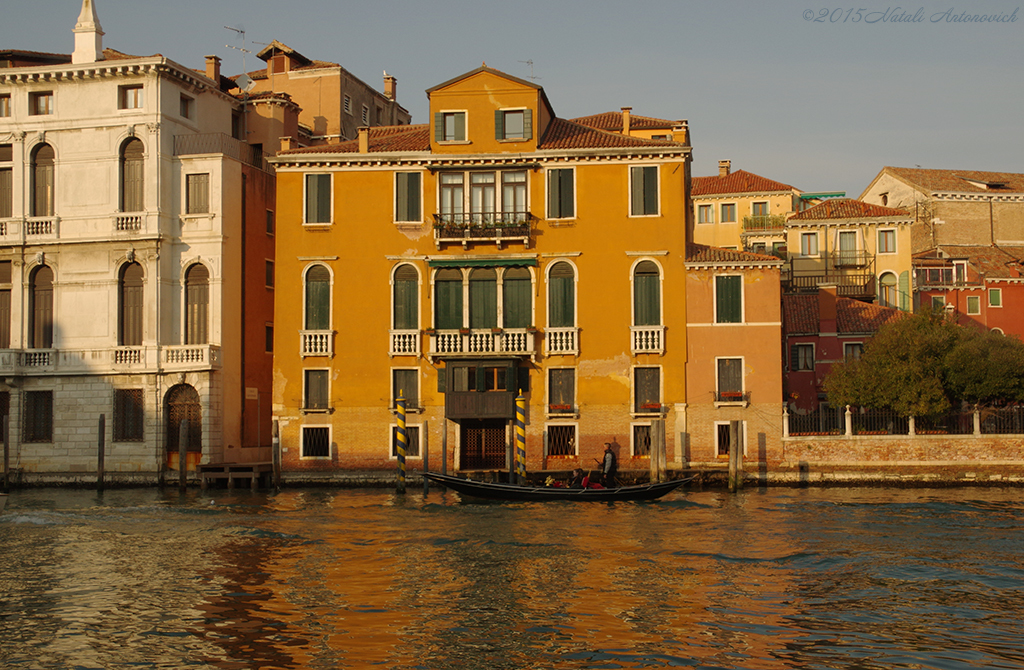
[571,111,678,131]
[789,197,910,221]
[685,243,782,265]
[242,60,340,81]
[692,170,796,196]
[784,294,905,335]
[539,118,684,150]
[256,40,313,66]
[281,124,430,154]
[926,245,1024,278]
[884,167,1024,194]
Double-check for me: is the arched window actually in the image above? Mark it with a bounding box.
[633,260,661,326]
[304,265,331,330]
[879,272,897,308]
[118,262,144,346]
[434,268,462,330]
[469,267,497,329]
[502,267,531,328]
[31,144,55,217]
[29,265,53,348]
[184,264,209,344]
[547,261,575,328]
[392,264,418,330]
[120,138,144,212]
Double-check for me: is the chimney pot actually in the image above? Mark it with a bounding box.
[719,159,731,177]
[358,126,370,153]
[383,72,397,101]
[205,55,221,83]
[280,136,296,153]
[621,107,632,136]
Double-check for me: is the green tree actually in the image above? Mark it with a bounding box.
[824,310,1024,416]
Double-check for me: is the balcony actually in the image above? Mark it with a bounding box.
[390,329,420,356]
[300,330,334,357]
[433,212,534,249]
[741,214,787,233]
[832,250,873,268]
[429,328,536,358]
[0,345,220,375]
[631,326,665,355]
[783,271,877,299]
[174,133,272,172]
[545,327,579,356]
[26,216,58,239]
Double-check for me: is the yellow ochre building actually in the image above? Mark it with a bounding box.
[270,65,693,478]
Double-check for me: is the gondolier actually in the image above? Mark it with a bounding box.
[600,443,618,488]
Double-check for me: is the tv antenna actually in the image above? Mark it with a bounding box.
[224,26,256,139]
[518,59,540,81]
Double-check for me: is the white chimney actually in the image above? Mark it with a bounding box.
[72,0,105,64]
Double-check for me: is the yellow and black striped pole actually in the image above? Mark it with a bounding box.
[515,390,526,485]
[396,391,407,493]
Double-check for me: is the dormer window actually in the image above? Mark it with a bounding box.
[435,111,466,143]
[496,108,532,141]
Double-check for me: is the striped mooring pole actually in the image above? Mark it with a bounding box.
[396,392,407,493]
[515,391,526,485]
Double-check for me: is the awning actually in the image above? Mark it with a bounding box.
[428,258,537,268]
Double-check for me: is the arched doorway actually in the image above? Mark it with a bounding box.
[165,384,202,470]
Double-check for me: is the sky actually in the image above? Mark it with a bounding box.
[5,0,1023,196]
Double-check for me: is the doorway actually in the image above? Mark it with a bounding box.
[459,419,507,470]
[165,384,202,470]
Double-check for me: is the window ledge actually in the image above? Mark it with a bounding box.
[497,137,528,143]
[300,408,334,415]
[437,140,471,146]
[713,401,750,408]
[546,412,579,420]
[391,406,424,415]
[303,222,334,229]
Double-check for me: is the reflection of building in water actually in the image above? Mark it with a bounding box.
[271,65,693,477]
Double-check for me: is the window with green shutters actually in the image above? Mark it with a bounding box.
[469,268,497,329]
[548,261,575,328]
[305,173,331,224]
[434,268,463,330]
[393,264,418,330]
[715,275,742,323]
[435,111,466,142]
[395,172,421,222]
[547,168,574,219]
[495,109,532,140]
[304,370,329,410]
[502,267,531,328]
[630,165,658,216]
[717,358,743,397]
[304,265,331,330]
[633,261,661,326]
[392,368,419,409]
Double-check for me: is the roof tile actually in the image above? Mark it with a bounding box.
[885,167,1024,193]
[789,197,909,221]
[692,170,796,196]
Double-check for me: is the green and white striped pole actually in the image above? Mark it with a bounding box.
[515,391,526,485]
[396,391,407,493]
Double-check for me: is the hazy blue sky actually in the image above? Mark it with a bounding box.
[5,0,1022,195]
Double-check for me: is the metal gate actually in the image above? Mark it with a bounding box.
[460,419,508,470]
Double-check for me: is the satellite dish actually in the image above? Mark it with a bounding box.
[236,73,255,93]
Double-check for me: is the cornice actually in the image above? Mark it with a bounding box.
[272,147,691,170]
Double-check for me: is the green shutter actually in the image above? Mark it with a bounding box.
[899,271,910,311]
[560,169,573,217]
[393,265,418,330]
[715,275,741,323]
[469,269,497,329]
[435,271,463,330]
[408,172,421,221]
[305,266,331,330]
[634,262,660,326]
[547,170,560,218]
[548,262,575,328]
[437,367,447,393]
[643,166,658,215]
[434,112,444,142]
[517,366,530,394]
[454,113,466,141]
[631,166,644,216]
[396,172,409,221]
[503,268,531,328]
[494,109,504,140]
[523,109,533,140]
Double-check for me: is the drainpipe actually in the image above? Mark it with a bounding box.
[989,197,995,245]
[240,172,247,448]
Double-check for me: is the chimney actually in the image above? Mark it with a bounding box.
[205,55,221,83]
[719,160,731,177]
[383,71,397,101]
[621,107,632,136]
[818,285,838,335]
[358,126,369,153]
[72,0,105,64]
[280,136,296,153]
[672,120,689,145]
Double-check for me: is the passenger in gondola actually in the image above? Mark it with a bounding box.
[568,468,585,488]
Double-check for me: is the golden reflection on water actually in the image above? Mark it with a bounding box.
[3,487,1024,669]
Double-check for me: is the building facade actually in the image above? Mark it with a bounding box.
[0,0,288,480]
[271,66,693,477]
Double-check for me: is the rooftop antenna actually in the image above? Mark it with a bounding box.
[518,59,540,81]
[224,25,256,140]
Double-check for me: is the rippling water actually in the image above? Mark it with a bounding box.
[2,485,1023,669]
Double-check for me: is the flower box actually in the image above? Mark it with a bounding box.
[640,403,662,410]
[549,404,572,412]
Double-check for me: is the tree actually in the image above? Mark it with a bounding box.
[824,310,1024,416]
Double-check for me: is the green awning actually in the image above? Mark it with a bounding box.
[428,258,537,268]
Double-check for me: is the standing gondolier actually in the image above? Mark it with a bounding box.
[600,443,618,488]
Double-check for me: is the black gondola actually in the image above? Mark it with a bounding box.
[423,472,691,502]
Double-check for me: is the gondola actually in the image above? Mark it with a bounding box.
[423,472,691,502]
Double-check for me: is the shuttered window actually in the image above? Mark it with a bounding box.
[495,109,532,140]
[502,267,531,328]
[717,358,743,395]
[392,425,420,458]
[186,173,209,214]
[392,369,419,409]
[469,268,497,329]
[434,112,466,142]
[548,368,574,411]
[118,262,144,346]
[633,261,660,326]
[24,390,53,443]
[434,268,463,330]
[630,165,658,216]
[113,389,145,442]
[31,144,55,217]
[120,138,144,212]
[634,367,660,413]
[791,344,814,371]
[0,260,10,348]
[305,174,331,224]
[395,172,421,222]
[548,262,575,328]
[0,152,12,218]
[304,265,331,330]
[715,275,742,323]
[547,168,574,219]
[304,370,329,410]
[393,264,418,330]
[185,264,209,344]
[30,265,53,348]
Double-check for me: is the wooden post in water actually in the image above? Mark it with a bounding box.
[272,419,281,490]
[441,418,448,476]
[515,391,527,486]
[728,420,744,492]
[3,415,9,492]
[422,420,429,495]
[97,414,105,492]
[178,419,188,492]
[395,392,407,494]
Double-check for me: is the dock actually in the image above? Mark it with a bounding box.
[198,462,275,490]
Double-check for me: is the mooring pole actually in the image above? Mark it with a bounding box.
[178,419,188,493]
[515,391,527,486]
[396,392,406,493]
[728,420,743,492]
[3,415,9,493]
[422,420,429,495]
[441,419,448,476]
[272,419,281,491]
[97,414,105,492]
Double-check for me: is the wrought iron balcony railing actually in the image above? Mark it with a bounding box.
[741,214,788,232]
[433,212,534,248]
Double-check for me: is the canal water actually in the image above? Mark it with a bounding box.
[2,485,1023,670]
